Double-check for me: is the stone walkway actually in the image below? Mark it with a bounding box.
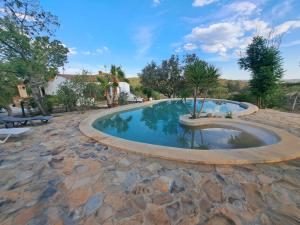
[0,109,300,225]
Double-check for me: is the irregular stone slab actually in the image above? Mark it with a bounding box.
[84,193,103,216]
[68,186,92,208]
[131,195,146,210]
[242,183,265,212]
[144,204,171,225]
[119,158,131,167]
[166,201,181,222]
[38,187,57,202]
[122,170,139,193]
[150,193,173,205]
[63,158,75,175]
[115,201,139,221]
[202,179,222,203]
[16,171,34,182]
[153,176,174,193]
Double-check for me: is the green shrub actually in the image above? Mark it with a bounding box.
[44,95,60,113]
[57,81,78,111]
[229,90,256,105]
[151,90,161,100]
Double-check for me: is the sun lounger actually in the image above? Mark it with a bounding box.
[0,115,53,128]
[0,128,31,144]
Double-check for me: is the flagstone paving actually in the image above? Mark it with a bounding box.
[0,109,300,225]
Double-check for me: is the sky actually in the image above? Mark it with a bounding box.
[40,0,300,80]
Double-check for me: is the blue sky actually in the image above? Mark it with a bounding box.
[41,0,300,79]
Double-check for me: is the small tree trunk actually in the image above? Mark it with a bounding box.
[292,94,298,112]
[198,91,207,118]
[112,87,119,107]
[257,97,262,108]
[31,86,48,115]
[192,88,197,119]
[28,77,48,115]
[106,91,113,108]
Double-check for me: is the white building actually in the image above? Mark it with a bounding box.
[45,74,131,96]
[45,75,67,95]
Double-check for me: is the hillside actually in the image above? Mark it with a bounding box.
[127,77,249,89]
[127,77,141,88]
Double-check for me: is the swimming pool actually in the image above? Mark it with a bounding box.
[92,100,278,150]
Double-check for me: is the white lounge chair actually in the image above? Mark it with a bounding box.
[0,128,31,144]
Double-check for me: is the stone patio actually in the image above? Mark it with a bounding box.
[0,109,300,225]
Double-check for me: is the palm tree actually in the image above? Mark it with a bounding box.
[184,60,220,119]
[97,65,127,107]
[97,75,113,107]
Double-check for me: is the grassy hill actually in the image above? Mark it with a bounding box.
[128,77,249,89]
[127,77,141,88]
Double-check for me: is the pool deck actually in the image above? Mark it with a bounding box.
[1,107,300,224]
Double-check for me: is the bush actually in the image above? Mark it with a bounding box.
[57,81,78,111]
[229,90,256,105]
[44,95,60,113]
[151,90,161,100]
[83,83,104,101]
[56,77,104,112]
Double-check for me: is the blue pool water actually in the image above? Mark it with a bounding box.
[93,100,279,149]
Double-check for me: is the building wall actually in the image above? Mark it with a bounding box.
[45,76,67,95]
[118,82,130,93]
[45,75,131,96]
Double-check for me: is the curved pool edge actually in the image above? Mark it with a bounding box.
[79,100,300,165]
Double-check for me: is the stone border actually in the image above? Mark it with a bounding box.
[79,99,300,165]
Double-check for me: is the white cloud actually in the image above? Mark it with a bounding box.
[227,1,257,16]
[133,26,154,57]
[185,22,243,55]
[82,51,91,55]
[183,43,198,51]
[271,0,294,18]
[0,7,35,21]
[282,39,300,47]
[68,47,77,55]
[80,47,110,56]
[273,20,300,36]
[243,19,270,35]
[192,0,218,7]
[96,46,109,54]
[153,0,161,6]
[182,19,300,57]
[62,63,107,74]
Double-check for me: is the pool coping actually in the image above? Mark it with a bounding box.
[79,99,300,165]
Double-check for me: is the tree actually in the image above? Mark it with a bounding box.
[0,71,20,115]
[238,36,284,108]
[139,55,182,98]
[0,0,68,115]
[97,65,127,107]
[184,60,220,119]
[110,65,128,82]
